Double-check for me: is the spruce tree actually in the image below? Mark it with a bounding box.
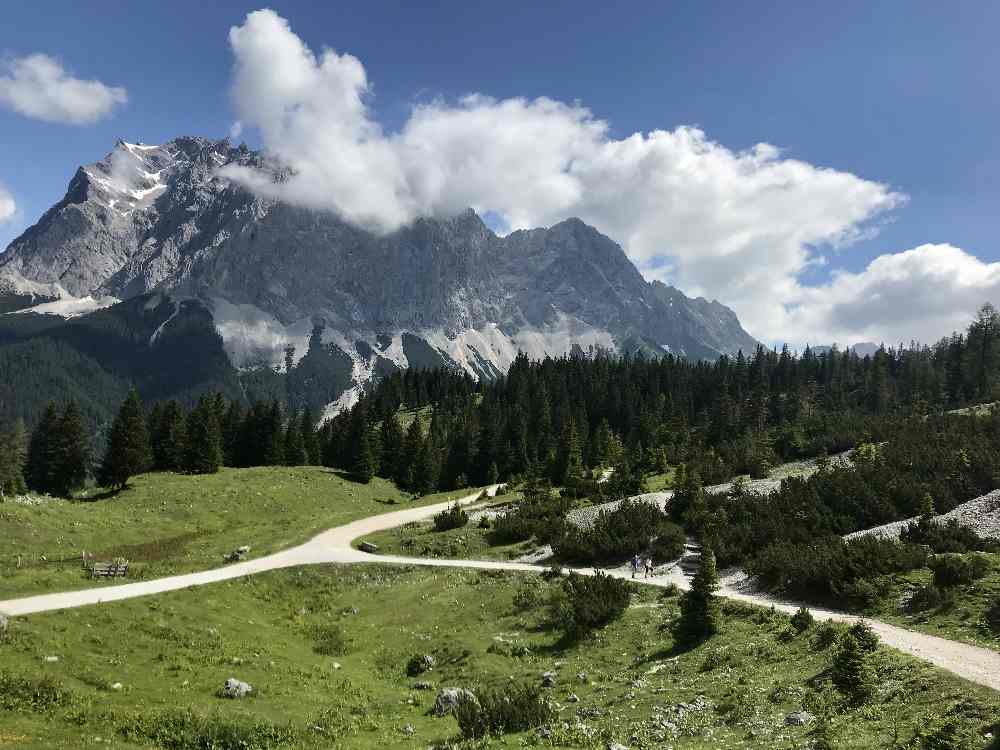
[53,400,90,496]
[672,546,722,645]
[26,402,60,494]
[831,630,876,703]
[300,408,321,465]
[554,417,583,487]
[353,428,377,483]
[153,400,187,471]
[379,416,404,478]
[284,414,307,466]
[412,437,440,495]
[184,397,223,474]
[0,419,28,498]
[399,419,424,489]
[98,389,151,490]
[263,401,286,465]
[221,400,244,467]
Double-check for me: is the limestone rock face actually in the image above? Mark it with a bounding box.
[1,137,759,410]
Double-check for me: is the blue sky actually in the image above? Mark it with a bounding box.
[1,1,998,345]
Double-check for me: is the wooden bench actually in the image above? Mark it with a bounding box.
[90,560,129,578]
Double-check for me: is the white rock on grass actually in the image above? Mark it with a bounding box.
[221,678,253,698]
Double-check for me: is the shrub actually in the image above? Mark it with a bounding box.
[512,583,540,612]
[812,622,840,650]
[0,671,69,712]
[312,624,350,656]
[117,709,297,750]
[907,584,954,613]
[649,521,686,562]
[489,486,571,545]
[909,715,979,750]
[831,631,876,704]
[984,597,1000,634]
[433,503,469,531]
[930,554,991,588]
[549,572,630,640]
[847,620,880,653]
[791,606,815,632]
[454,683,554,739]
[553,499,681,564]
[405,654,435,677]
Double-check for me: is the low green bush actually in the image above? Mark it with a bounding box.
[984,597,1000,635]
[0,671,70,713]
[929,553,991,588]
[454,683,554,739]
[549,572,630,640]
[433,503,469,531]
[553,499,683,564]
[790,606,815,632]
[312,624,350,656]
[907,584,954,613]
[117,709,298,750]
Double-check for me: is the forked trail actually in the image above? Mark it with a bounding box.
[1,485,998,692]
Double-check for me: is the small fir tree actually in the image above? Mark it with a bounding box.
[672,546,722,644]
[53,400,90,496]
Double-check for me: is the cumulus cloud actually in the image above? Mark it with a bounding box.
[783,244,1000,347]
[223,10,993,346]
[0,54,127,125]
[0,181,15,224]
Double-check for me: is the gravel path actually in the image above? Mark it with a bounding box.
[2,479,998,692]
[845,489,1000,541]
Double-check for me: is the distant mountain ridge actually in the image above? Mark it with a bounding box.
[0,136,759,422]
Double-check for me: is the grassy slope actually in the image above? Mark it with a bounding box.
[0,565,997,749]
[363,492,529,561]
[875,553,1000,652]
[0,467,473,598]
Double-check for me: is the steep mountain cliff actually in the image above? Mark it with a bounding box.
[0,137,758,420]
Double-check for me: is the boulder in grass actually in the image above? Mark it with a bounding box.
[359,541,379,554]
[785,711,815,726]
[432,687,478,716]
[221,678,253,698]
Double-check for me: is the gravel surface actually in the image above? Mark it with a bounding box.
[845,489,1000,541]
[567,452,852,529]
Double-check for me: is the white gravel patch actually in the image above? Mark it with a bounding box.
[845,489,1000,542]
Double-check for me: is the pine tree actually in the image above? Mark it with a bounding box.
[379,416,404,478]
[831,630,876,703]
[672,546,722,645]
[98,389,151,490]
[0,419,28,498]
[284,414,307,466]
[221,401,244,467]
[399,419,425,489]
[300,408,321,465]
[183,397,223,474]
[354,428,377,483]
[152,400,187,471]
[263,401,286,465]
[52,401,90,496]
[412,438,440,495]
[554,417,583,487]
[26,402,60,494]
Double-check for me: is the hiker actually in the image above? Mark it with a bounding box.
[644,556,655,578]
[631,553,641,578]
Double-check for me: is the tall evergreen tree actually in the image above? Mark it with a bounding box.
[184,397,223,474]
[554,417,584,487]
[300,408,321,465]
[221,401,245,467]
[152,400,187,471]
[26,402,60,494]
[353,427,377,483]
[52,400,90,496]
[379,415,404,478]
[98,389,151,490]
[284,413,308,466]
[672,546,722,645]
[0,419,28,498]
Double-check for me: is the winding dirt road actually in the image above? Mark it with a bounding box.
[2,485,998,692]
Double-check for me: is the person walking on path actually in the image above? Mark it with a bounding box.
[631,553,641,578]
[644,556,654,578]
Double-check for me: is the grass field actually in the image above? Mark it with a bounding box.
[0,467,474,598]
[362,492,530,561]
[0,564,996,749]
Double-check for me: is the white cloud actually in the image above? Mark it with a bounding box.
[0,182,15,224]
[223,10,995,347]
[783,244,1000,347]
[0,54,127,125]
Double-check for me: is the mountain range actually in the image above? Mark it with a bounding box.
[0,136,758,427]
